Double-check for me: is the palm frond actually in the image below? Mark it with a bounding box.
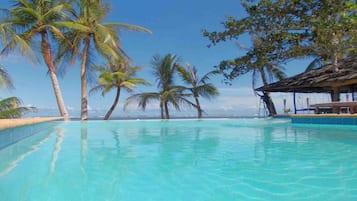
[0,65,14,89]
[124,92,160,111]
[1,33,36,63]
[0,97,36,118]
[251,68,259,90]
[53,21,91,32]
[176,65,193,85]
[199,69,220,84]
[103,22,152,34]
[305,58,324,72]
[16,7,42,21]
[88,84,105,96]
[196,84,219,99]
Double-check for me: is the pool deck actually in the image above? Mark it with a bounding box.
[0,117,64,130]
[276,114,357,125]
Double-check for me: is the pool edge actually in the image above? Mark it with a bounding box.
[283,114,357,125]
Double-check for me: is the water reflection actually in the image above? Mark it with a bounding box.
[2,120,357,201]
[80,124,88,180]
[253,124,357,166]
[0,127,55,176]
[48,128,64,175]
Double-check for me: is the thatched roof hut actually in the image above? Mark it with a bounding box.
[256,58,357,94]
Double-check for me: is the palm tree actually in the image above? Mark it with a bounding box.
[0,0,73,120]
[58,0,151,120]
[90,60,149,120]
[125,54,194,119]
[176,64,219,118]
[253,62,285,116]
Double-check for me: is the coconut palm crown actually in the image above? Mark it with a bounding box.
[176,64,219,118]
[90,60,150,120]
[125,54,194,119]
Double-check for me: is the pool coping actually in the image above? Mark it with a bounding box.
[281,114,357,125]
[0,117,64,130]
[291,114,357,117]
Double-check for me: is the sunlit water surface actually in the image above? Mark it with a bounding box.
[1,119,357,201]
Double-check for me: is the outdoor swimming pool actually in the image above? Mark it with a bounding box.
[0,118,357,201]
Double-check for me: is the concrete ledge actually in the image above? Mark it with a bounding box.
[291,114,357,117]
[0,117,64,130]
[290,114,357,125]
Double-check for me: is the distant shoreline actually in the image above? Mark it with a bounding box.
[67,115,264,121]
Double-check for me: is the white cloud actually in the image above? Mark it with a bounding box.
[67,106,75,111]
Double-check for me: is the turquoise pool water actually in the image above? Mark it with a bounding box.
[0,119,357,201]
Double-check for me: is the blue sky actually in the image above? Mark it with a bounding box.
[0,0,319,118]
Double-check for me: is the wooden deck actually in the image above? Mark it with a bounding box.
[311,101,357,114]
[0,117,63,130]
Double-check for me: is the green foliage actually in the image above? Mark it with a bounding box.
[0,65,13,90]
[0,0,75,118]
[126,54,195,119]
[176,64,219,99]
[152,54,179,90]
[57,0,152,71]
[0,60,37,118]
[176,64,219,118]
[90,59,149,120]
[90,60,150,97]
[0,0,74,62]
[0,97,37,119]
[203,0,356,81]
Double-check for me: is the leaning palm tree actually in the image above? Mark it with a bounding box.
[223,36,286,116]
[252,61,285,116]
[176,64,219,118]
[0,0,73,120]
[125,54,194,119]
[90,60,149,120]
[58,0,151,120]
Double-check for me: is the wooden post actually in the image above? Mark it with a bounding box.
[293,92,297,114]
[331,87,340,113]
[331,87,340,102]
[353,92,355,101]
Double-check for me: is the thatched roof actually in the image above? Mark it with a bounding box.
[256,58,357,93]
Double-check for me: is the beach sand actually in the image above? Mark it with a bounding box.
[0,117,63,130]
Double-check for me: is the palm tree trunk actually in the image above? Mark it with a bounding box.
[262,92,277,116]
[80,35,90,121]
[49,71,69,119]
[259,68,277,116]
[195,97,202,118]
[104,87,121,120]
[164,101,170,119]
[41,31,69,120]
[160,101,164,119]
